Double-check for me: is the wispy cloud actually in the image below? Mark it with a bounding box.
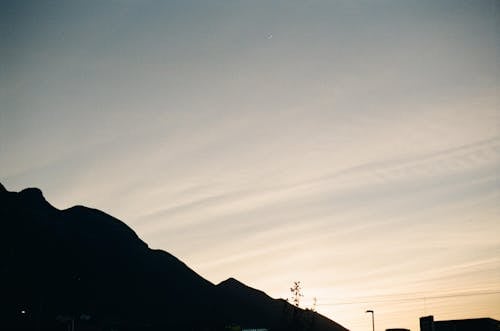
[1,1,498,330]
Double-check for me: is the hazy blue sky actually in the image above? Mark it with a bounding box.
[1,1,499,330]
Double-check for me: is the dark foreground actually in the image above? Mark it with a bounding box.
[0,183,348,331]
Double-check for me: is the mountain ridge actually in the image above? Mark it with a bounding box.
[0,183,348,331]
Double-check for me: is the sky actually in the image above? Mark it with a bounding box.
[1,0,499,330]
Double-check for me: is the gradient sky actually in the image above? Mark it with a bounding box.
[1,1,499,330]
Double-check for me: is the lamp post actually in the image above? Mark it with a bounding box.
[366,310,374,331]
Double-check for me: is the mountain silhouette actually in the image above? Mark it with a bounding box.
[0,184,348,331]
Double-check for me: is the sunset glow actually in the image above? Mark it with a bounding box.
[1,1,499,330]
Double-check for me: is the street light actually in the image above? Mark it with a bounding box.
[366,310,374,331]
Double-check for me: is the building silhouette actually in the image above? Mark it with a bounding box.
[420,315,500,331]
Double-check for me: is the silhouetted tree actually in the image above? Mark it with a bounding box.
[290,281,303,308]
[279,282,318,331]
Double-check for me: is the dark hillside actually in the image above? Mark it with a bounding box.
[0,184,348,331]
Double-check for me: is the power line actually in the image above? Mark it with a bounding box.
[317,290,500,306]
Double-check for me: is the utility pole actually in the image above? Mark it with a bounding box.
[366,310,374,331]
